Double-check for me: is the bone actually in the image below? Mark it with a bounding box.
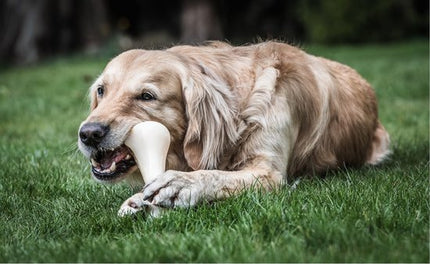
[124,121,171,216]
[125,121,171,184]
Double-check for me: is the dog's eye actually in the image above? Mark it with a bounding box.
[140,92,156,101]
[97,85,104,97]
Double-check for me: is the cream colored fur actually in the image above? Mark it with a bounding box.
[78,41,390,215]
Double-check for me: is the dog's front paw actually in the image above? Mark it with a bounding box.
[142,171,205,208]
[118,192,148,217]
[118,192,164,217]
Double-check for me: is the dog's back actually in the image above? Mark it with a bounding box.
[170,41,390,177]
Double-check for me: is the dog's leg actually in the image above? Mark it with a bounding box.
[141,162,284,208]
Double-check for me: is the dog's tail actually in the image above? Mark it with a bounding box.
[366,121,391,165]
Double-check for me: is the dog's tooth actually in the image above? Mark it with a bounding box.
[109,161,116,172]
[91,159,99,167]
[125,154,131,160]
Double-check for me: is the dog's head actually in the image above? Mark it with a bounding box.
[78,48,239,183]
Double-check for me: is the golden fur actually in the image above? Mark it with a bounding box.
[78,41,390,212]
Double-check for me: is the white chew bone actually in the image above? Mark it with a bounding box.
[125,121,171,184]
[118,121,170,217]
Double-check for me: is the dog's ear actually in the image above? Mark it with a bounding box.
[182,64,239,170]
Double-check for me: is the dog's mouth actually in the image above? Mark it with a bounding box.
[90,145,137,181]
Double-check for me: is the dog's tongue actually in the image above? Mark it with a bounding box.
[96,146,129,169]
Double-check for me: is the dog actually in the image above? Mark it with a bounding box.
[78,41,390,216]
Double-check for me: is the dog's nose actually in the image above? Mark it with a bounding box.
[79,122,109,147]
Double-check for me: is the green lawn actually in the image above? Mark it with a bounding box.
[0,40,428,262]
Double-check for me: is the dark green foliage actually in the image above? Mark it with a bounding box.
[298,0,428,43]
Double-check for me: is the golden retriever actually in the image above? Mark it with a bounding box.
[78,41,390,216]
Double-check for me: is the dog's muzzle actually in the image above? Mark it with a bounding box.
[79,122,137,182]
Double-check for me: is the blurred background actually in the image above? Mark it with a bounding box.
[0,0,428,65]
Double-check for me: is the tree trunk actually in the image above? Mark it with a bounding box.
[0,0,48,64]
[76,0,109,54]
[181,0,222,43]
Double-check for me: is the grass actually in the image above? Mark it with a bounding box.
[0,40,428,262]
